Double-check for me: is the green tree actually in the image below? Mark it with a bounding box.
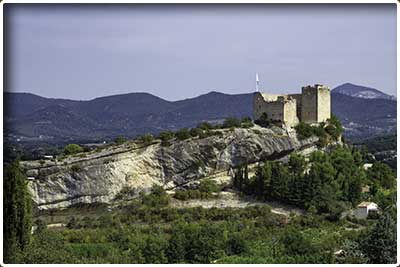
[325,114,344,140]
[4,160,32,263]
[366,162,395,189]
[362,212,396,263]
[167,223,187,263]
[281,228,315,255]
[226,233,249,255]
[143,234,168,263]
[288,153,306,175]
[64,144,83,155]
[268,162,290,201]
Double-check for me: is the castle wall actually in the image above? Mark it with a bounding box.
[253,92,284,122]
[317,87,331,122]
[301,86,318,123]
[253,84,330,126]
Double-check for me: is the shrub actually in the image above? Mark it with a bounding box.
[173,190,190,201]
[326,115,344,140]
[158,131,175,146]
[64,144,84,155]
[222,117,241,128]
[295,122,314,139]
[140,134,154,145]
[198,179,220,194]
[114,136,126,145]
[197,122,213,130]
[141,185,170,208]
[281,228,315,255]
[175,128,191,141]
[189,127,202,137]
[115,186,136,201]
[240,117,254,128]
[71,165,82,173]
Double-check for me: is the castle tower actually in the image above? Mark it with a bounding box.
[300,84,331,124]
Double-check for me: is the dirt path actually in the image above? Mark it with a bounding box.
[170,191,304,217]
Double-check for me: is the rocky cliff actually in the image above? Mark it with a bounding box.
[21,126,319,210]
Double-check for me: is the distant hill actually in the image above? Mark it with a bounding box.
[4,83,396,143]
[332,83,396,100]
[331,93,396,140]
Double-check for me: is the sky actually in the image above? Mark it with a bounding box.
[5,4,397,101]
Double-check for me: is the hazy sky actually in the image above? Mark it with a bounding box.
[5,4,397,101]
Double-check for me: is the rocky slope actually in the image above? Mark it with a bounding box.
[21,126,319,210]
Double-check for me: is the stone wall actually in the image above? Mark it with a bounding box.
[253,92,285,122]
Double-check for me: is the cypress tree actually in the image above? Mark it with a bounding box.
[3,160,32,263]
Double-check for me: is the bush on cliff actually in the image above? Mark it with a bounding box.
[176,128,191,141]
[139,134,154,145]
[222,117,241,128]
[158,131,175,146]
[64,144,84,155]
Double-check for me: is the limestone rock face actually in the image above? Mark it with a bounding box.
[22,126,318,210]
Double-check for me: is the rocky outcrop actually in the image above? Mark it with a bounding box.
[22,126,319,210]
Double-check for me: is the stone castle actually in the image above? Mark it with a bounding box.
[253,84,331,127]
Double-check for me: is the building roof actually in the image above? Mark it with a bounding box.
[357,201,378,208]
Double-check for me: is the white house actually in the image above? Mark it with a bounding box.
[354,201,378,219]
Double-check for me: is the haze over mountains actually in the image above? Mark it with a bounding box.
[4,83,396,143]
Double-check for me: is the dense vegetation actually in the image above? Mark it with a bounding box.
[4,154,397,264]
[5,181,395,264]
[3,160,32,263]
[233,146,396,220]
[3,117,396,264]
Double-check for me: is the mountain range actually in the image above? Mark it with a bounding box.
[4,83,396,143]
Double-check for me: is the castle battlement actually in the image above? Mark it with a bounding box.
[253,84,331,127]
